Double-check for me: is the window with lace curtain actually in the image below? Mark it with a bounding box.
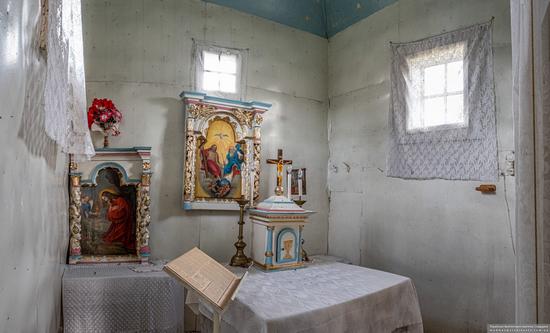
[387,21,497,181]
[407,41,467,132]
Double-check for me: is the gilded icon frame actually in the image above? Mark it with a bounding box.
[181,91,270,210]
[68,147,152,264]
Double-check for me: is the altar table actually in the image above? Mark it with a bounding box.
[194,258,423,333]
[62,263,185,333]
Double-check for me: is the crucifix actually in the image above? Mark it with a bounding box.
[266,149,292,196]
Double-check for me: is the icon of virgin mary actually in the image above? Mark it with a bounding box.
[100,189,135,251]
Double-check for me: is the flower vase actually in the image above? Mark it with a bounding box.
[103,134,109,148]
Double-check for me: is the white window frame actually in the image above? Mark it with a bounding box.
[193,41,247,101]
[406,41,468,133]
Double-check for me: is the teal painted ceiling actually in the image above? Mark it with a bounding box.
[204,0,398,38]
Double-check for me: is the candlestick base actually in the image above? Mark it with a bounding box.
[292,199,310,262]
[301,239,310,262]
[293,199,306,207]
[230,248,251,267]
[230,198,252,267]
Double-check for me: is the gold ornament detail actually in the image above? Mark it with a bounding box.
[188,104,215,118]
[143,161,151,171]
[183,135,196,201]
[141,173,151,186]
[232,108,254,127]
[70,175,80,187]
[253,143,261,200]
[254,114,263,126]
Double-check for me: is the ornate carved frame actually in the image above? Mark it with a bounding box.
[181,91,270,210]
[68,147,152,264]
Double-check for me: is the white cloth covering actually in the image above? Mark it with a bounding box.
[62,263,185,333]
[193,259,423,333]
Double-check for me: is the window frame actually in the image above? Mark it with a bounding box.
[406,41,468,133]
[193,41,247,101]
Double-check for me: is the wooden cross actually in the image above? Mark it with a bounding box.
[266,149,292,195]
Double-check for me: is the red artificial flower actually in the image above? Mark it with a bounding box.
[87,98,123,133]
[99,113,109,122]
[87,110,94,129]
[113,110,122,121]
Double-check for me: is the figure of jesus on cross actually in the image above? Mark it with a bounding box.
[266,149,292,196]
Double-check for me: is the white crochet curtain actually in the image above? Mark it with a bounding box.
[44,0,94,159]
[512,0,550,323]
[387,21,497,180]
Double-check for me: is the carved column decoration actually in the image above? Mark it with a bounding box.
[183,134,196,202]
[68,173,82,261]
[136,173,152,257]
[252,113,263,204]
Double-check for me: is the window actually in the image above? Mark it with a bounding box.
[194,42,246,100]
[202,51,238,93]
[407,42,466,132]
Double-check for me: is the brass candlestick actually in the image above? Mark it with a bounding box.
[293,199,306,207]
[293,199,310,262]
[230,197,251,267]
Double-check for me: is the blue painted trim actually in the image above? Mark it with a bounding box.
[180,91,272,109]
[81,162,140,185]
[249,209,311,216]
[276,228,299,264]
[180,91,207,99]
[265,227,274,266]
[94,146,151,152]
[183,202,193,210]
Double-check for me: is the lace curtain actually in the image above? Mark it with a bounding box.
[386,21,497,180]
[44,0,94,160]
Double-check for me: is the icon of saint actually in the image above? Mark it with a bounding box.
[101,190,135,250]
[201,143,223,179]
[224,143,244,176]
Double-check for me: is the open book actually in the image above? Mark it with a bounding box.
[164,247,246,312]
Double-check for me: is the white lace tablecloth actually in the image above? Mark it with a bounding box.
[195,259,423,333]
[62,263,185,333]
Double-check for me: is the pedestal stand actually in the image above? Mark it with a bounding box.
[230,197,251,267]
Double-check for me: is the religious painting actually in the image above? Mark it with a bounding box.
[80,168,137,256]
[181,91,270,210]
[290,168,307,196]
[195,119,244,199]
[68,146,152,264]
